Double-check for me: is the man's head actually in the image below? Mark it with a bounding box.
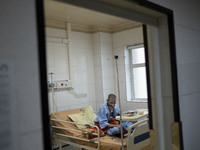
[107,94,116,110]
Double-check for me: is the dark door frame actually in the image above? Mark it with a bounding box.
[36,0,183,149]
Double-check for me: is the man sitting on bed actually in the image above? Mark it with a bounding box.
[94,93,133,137]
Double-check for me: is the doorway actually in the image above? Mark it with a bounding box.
[38,0,183,149]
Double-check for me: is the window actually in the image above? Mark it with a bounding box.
[125,44,147,102]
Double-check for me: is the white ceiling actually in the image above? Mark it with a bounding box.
[44,0,141,29]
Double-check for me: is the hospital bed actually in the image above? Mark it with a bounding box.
[50,107,150,150]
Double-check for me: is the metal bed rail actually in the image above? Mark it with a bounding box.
[51,118,100,150]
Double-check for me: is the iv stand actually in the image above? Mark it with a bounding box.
[114,55,124,150]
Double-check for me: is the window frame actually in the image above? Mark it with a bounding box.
[127,44,147,102]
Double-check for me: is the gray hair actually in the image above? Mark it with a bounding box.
[107,94,116,101]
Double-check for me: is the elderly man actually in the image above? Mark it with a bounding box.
[94,94,133,136]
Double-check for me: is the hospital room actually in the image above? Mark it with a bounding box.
[44,0,150,149]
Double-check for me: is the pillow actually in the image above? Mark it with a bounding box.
[68,105,97,129]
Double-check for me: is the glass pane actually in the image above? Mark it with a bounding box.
[133,67,147,99]
[132,47,145,64]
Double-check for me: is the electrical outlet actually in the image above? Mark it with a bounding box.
[54,80,72,89]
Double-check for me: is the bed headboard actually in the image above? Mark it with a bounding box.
[50,108,85,135]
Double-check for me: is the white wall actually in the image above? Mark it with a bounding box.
[149,0,200,149]
[93,32,116,110]
[70,31,96,110]
[93,30,148,111]
[46,27,148,113]
[0,0,43,150]
[46,28,96,113]
[100,32,116,102]
[112,27,148,111]
[92,32,104,110]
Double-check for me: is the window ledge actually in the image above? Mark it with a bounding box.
[127,99,147,103]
